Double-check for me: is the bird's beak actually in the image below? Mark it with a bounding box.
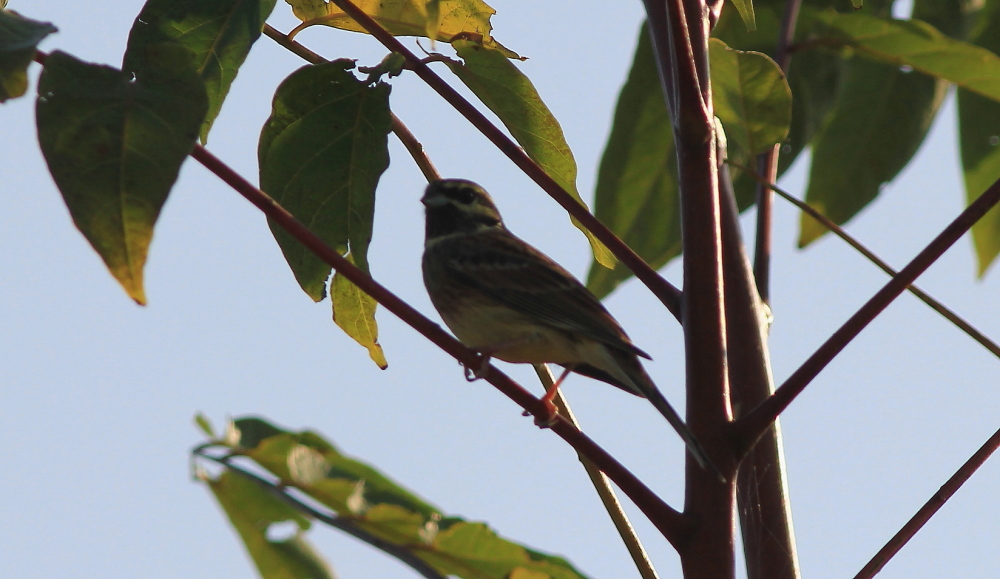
[421,192,449,207]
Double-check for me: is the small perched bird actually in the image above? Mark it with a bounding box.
[421,179,715,474]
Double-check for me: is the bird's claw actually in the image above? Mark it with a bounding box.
[463,353,492,382]
[527,398,559,428]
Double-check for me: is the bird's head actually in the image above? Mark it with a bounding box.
[422,179,505,241]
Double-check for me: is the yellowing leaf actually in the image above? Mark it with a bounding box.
[286,0,520,58]
[333,256,388,369]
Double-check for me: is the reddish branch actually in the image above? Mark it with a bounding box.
[325,0,683,318]
[753,0,804,303]
[188,143,694,545]
[736,178,1000,448]
[733,1,806,576]
[642,0,737,576]
[854,425,1000,579]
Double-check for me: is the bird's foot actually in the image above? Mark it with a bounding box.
[463,353,492,381]
[532,398,560,428]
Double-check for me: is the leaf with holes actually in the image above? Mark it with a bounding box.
[204,417,594,579]
[202,470,335,579]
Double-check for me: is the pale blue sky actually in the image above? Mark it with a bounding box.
[2,1,999,578]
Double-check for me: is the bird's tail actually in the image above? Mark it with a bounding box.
[643,386,724,481]
[611,352,724,481]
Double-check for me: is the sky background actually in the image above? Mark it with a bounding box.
[2,1,1000,578]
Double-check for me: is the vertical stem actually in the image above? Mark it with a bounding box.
[644,0,737,575]
[739,1,805,575]
[721,164,801,579]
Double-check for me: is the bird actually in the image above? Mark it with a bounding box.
[420,178,717,475]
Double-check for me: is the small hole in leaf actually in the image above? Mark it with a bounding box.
[266,521,299,542]
[989,136,999,147]
[899,65,913,73]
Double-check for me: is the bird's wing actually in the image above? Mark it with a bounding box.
[439,229,651,359]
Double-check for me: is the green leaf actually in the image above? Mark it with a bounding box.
[258,60,391,303]
[123,0,278,143]
[445,38,615,269]
[286,0,520,58]
[959,0,1000,274]
[730,0,758,32]
[712,5,841,208]
[208,417,592,579]
[812,11,1000,102]
[586,27,679,299]
[0,10,56,102]
[203,470,335,579]
[709,38,791,158]
[332,254,387,368]
[36,50,207,304]
[799,57,947,245]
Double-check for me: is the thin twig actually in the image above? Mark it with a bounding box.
[262,25,440,183]
[736,162,1000,360]
[189,143,694,545]
[736,176,1000,447]
[853,425,1000,579]
[752,0,803,304]
[532,365,660,579]
[391,114,440,182]
[324,0,684,319]
[263,23,324,64]
[194,449,448,579]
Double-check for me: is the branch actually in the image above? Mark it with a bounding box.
[323,0,683,318]
[188,143,694,546]
[390,113,440,182]
[719,163,801,579]
[642,0,736,576]
[752,0,803,304]
[738,163,1000,360]
[533,365,660,579]
[735,176,1000,447]
[853,425,1000,579]
[194,449,448,579]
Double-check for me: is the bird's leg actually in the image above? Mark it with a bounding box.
[531,366,573,427]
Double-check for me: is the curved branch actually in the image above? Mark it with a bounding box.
[735,176,1000,448]
[323,0,683,318]
[188,144,694,546]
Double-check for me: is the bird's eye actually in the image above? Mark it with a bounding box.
[452,187,477,205]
